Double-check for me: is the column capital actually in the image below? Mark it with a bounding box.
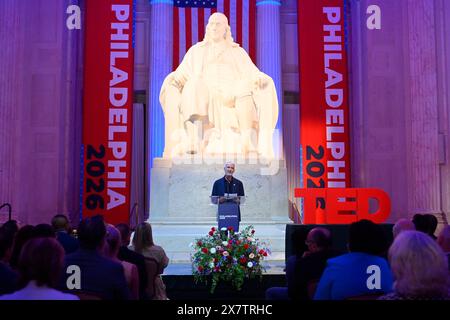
[149,0,173,5]
[256,0,281,6]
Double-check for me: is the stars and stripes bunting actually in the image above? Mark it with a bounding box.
[173,0,256,69]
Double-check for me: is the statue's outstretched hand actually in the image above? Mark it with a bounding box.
[171,73,186,91]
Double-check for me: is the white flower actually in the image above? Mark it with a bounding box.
[221,227,227,231]
[223,251,229,256]
[209,262,215,268]
[188,242,194,248]
[247,237,255,242]
[247,262,253,268]
[222,241,228,246]
[210,247,216,254]
[249,253,255,259]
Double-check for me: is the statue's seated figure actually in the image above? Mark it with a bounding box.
[159,13,279,159]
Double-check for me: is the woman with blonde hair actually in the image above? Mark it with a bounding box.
[379,230,449,300]
[131,222,169,300]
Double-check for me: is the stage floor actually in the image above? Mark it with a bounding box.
[151,223,288,267]
[163,259,286,276]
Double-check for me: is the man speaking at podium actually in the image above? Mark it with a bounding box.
[211,162,245,222]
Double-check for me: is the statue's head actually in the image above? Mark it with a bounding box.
[204,12,234,45]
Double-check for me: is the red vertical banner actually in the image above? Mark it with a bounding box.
[82,0,135,224]
[298,0,351,223]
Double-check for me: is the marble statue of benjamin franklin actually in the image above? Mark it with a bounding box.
[160,12,278,159]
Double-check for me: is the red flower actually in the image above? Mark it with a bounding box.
[236,240,241,245]
[197,241,202,246]
[211,227,216,232]
[198,266,204,272]
[228,226,234,231]
[244,244,249,250]
[208,231,214,236]
[228,239,233,244]
[263,252,267,257]
[259,249,264,255]
[202,247,208,254]
[239,257,247,264]
[251,229,255,234]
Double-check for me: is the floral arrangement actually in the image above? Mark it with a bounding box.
[191,225,270,293]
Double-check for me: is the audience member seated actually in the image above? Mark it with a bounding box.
[314,219,393,300]
[51,214,79,254]
[437,226,450,270]
[104,224,140,300]
[9,225,35,270]
[379,231,449,300]
[424,214,438,240]
[265,227,341,300]
[32,223,56,238]
[60,215,130,300]
[130,222,169,300]
[0,238,78,300]
[392,218,415,238]
[413,213,438,240]
[291,227,342,300]
[116,223,148,300]
[0,220,19,237]
[0,228,18,295]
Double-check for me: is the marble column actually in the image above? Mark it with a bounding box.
[349,0,367,190]
[147,0,173,217]
[0,0,23,221]
[406,0,441,215]
[148,0,173,164]
[284,104,301,223]
[348,0,443,222]
[0,0,82,225]
[60,0,83,225]
[434,0,450,226]
[256,0,283,158]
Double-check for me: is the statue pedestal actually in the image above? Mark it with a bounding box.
[148,158,291,263]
